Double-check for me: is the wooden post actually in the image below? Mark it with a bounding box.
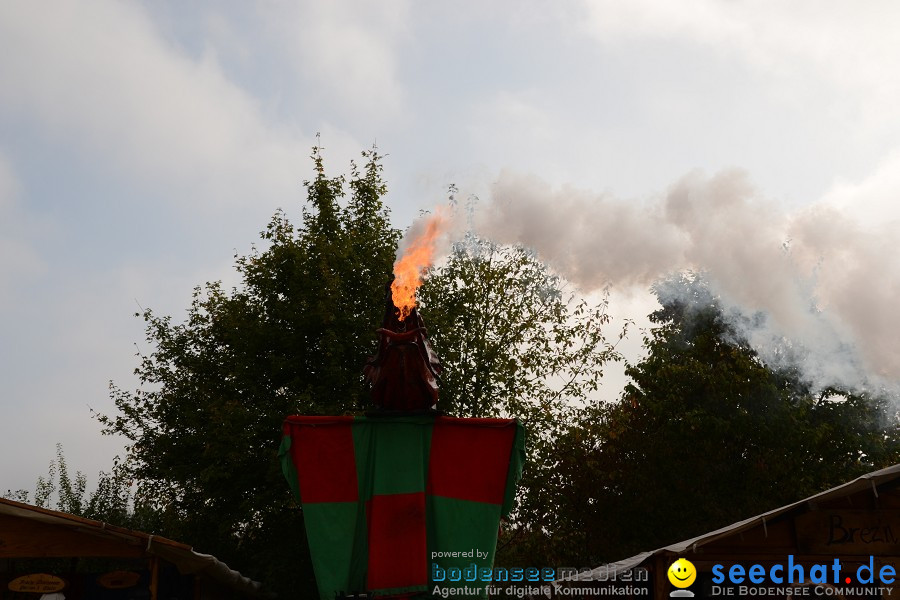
[653,556,669,599]
[150,556,160,600]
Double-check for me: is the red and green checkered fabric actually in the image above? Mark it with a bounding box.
[279,414,526,599]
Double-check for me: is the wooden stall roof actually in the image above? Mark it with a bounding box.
[0,497,263,597]
[564,462,900,582]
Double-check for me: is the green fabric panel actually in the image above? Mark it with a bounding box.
[427,495,503,599]
[302,502,368,600]
[352,415,434,497]
[283,415,526,599]
[278,434,301,502]
[502,422,527,517]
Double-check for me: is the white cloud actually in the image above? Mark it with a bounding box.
[267,0,411,130]
[0,1,312,210]
[579,0,900,128]
[0,152,45,307]
[0,151,19,211]
[821,149,900,230]
[467,92,559,169]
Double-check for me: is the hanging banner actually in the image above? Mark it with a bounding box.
[280,414,526,600]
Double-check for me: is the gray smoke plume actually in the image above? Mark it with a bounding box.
[470,168,900,396]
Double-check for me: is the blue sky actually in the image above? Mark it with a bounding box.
[3,1,900,493]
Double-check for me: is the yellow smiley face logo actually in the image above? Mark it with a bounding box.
[667,558,697,588]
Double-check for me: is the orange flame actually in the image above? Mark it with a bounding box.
[391,211,446,320]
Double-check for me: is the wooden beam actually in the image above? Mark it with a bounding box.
[0,514,144,558]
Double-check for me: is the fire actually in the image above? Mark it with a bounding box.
[391,211,446,320]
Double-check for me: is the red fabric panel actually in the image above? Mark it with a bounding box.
[366,492,427,591]
[426,417,516,505]
[284,416,358,503]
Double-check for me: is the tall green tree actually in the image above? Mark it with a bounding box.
[99,146,400,598]
[534,273,900,566]
[420,234,621,426]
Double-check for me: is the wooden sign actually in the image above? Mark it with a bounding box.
[97,570,142,589]
[7,573,66,593]
[795,510,900,555]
